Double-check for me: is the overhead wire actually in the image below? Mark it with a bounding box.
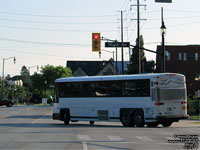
[0,37,90,47]
[0,11,117,18]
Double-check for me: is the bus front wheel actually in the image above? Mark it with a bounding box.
[133,111,144,127]
[89,121,95,125]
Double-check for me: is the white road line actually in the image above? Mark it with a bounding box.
[76,135,92,141]
[137,136,154,142]
[107,136,122,141]
[82,142,88,150]
[31,111,51,124]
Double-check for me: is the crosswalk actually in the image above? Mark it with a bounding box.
[14,134,195,150]
[15,134,176,143]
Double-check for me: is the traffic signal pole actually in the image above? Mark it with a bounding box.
[121,11,124,75]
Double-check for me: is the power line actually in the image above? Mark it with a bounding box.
[0,48,98,59]
[0,25,118,33]
[0,18,118,25]
[0,37,90,47]
[0,11,117,18]
[143,21,200,30]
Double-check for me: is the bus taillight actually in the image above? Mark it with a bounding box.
[181,101,187,104]
[154,82,158,85]
[154,102,164,106]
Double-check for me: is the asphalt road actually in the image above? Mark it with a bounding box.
[0,105,199,150]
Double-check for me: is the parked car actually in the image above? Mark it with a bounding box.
[0,99,14,107]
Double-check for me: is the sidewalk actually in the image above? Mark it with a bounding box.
[172,119,200,127]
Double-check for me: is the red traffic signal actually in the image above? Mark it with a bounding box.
[92,33,101,52]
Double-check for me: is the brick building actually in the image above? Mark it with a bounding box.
[156,45,200,96]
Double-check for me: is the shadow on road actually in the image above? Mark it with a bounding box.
[6,115,52,119]
[0,122,124,128]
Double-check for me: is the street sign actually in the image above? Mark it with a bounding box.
[105,42,130,48]
[155,0,172,3]
[42,98,47,105]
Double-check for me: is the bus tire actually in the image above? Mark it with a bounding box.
[161,121,172,127]
[121,111,134,127]
[134,111,144,127]
[146,122,159,127]
[63,112,70,125]
[89,121,95,125]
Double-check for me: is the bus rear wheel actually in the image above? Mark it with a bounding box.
[121,111,134,127]
[133,111,144,127]
[63,112,70,125]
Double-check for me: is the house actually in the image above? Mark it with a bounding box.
[156,45,200,96]
[8,75,23,87]
[8,80,23,87]
[66,59,129,77]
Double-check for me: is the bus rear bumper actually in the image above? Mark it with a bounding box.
[156,115,189,122]
[53,113,60,120]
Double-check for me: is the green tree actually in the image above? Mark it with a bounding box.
[20,65,29,87]
[41,65,72,87]
[128,35,155,74]
[30,65,72,103]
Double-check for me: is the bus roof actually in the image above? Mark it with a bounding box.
[55,73,184,83]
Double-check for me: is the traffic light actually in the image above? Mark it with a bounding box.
[92,33,101,52]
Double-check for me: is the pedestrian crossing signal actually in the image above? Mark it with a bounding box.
[92,33,101,52]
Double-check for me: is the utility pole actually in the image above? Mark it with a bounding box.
[130,1,146,74]
[121,11,124,75]
[137,0,141,74]
[116,47,118,74]
[1,57,16,99]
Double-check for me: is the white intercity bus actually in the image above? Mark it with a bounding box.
[53,73,189,127]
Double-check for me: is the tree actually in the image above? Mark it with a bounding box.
[128,35,155,74]
[41,65,72,87]
[5,74,11,80]
[30,65,72,103]
[20,66,29,87]
[20,66,29,76]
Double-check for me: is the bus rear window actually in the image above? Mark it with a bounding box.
[159,88,186,101]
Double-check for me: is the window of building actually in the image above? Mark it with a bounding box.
[166,51,170,61]
[183,53,187,61]
[178,53,182,61]
[195,53,198,61]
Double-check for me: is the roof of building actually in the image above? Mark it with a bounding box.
[66,60,130,76]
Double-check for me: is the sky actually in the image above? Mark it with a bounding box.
[0,0,200,77]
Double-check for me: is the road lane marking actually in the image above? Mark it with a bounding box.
[82,142,88,150]
[76,135,92,141]
[137,136,154,142]
[31,111,51,124]
[107,136,122,141]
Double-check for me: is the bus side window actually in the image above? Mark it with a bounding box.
[80,83,90,97]
[124,80,150,97]
[94,82,108,97]
[109,81,122,97]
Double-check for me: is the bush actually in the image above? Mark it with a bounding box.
[187,96,200,115]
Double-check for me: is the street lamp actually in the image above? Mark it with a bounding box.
[160,7,166,73]
[1,57,16,99]
[27,65,39,105]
